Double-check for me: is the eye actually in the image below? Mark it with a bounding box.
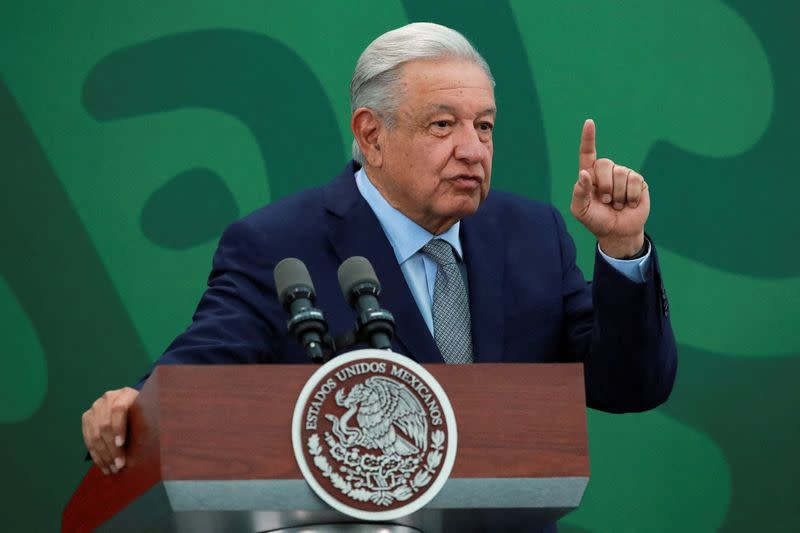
[477,121,494,141]
[429,120,453,136]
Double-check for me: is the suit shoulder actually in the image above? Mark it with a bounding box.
[471,190,572,252]
[212,185,330,266]
[236,186,326,233]
[479,189,560,224]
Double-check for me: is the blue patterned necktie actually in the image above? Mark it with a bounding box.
[421,239,474,364]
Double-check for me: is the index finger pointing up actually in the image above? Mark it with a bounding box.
[579,118,597,171]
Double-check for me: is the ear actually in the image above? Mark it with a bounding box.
[351,108,384,167]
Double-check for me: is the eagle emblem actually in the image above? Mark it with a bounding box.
[327,376,428,457]
[293,350,456,521]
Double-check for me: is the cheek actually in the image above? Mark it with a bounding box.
[434,145,461,182]
[417,144,450,188]
[482,146,493,193]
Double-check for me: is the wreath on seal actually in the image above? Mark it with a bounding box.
[307,430,445,506]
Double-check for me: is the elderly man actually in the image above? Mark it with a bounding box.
[82,22,676,499]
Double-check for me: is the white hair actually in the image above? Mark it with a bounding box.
[350,22,495,163]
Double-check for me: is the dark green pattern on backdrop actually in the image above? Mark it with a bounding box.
[0,1,797,531]
[83,29,345,204]
[0,79,150,527]
[644,0,800,277]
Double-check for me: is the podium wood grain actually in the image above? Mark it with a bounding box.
[63,363,588,532]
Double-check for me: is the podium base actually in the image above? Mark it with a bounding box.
[88,478,585,532]
[268,526,420,533]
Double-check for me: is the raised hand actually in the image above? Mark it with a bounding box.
[570,119,649,258]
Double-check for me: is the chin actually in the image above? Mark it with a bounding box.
[445,199,482,220]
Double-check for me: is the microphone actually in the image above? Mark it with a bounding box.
[273,258,328,363]
[337,256,395,350]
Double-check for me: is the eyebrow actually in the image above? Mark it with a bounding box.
[425,104,497,118]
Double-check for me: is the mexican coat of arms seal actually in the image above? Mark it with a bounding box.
[292,349,458,521]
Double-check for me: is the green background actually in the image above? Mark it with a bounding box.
[1,1,798,531]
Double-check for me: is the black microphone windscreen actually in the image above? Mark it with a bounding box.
[274,258,315,303]
[337,256,381,301]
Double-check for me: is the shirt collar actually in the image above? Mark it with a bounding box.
[354,167,463,264]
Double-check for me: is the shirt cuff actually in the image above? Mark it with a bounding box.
[597,239,652,283]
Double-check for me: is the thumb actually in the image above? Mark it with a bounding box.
[112,387,139,448]
[571,169,593,217]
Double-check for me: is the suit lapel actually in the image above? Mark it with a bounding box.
[323,164,442,363]
[461,211,505,363]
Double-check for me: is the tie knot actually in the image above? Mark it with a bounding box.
[422,239,457,267]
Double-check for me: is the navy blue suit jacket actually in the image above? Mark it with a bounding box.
[140,161,677,413]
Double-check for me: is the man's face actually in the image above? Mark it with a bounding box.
[369,58,496,235]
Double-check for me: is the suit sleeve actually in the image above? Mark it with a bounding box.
[134,219,284,388]
[552,207,678,413]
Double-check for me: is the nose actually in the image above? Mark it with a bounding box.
[453,124,489,165]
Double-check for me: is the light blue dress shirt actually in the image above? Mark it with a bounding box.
[354,168,651,334]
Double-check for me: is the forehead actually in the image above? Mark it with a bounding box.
[398,58,495,114]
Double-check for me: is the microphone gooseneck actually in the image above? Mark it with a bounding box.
[337,256,396,350]
[273,258,328,363]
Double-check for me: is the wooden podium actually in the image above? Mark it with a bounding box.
[63,363,589,532]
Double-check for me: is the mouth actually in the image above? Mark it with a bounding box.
[449,175,483,190]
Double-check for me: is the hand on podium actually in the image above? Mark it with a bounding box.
[81,387,139,475]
